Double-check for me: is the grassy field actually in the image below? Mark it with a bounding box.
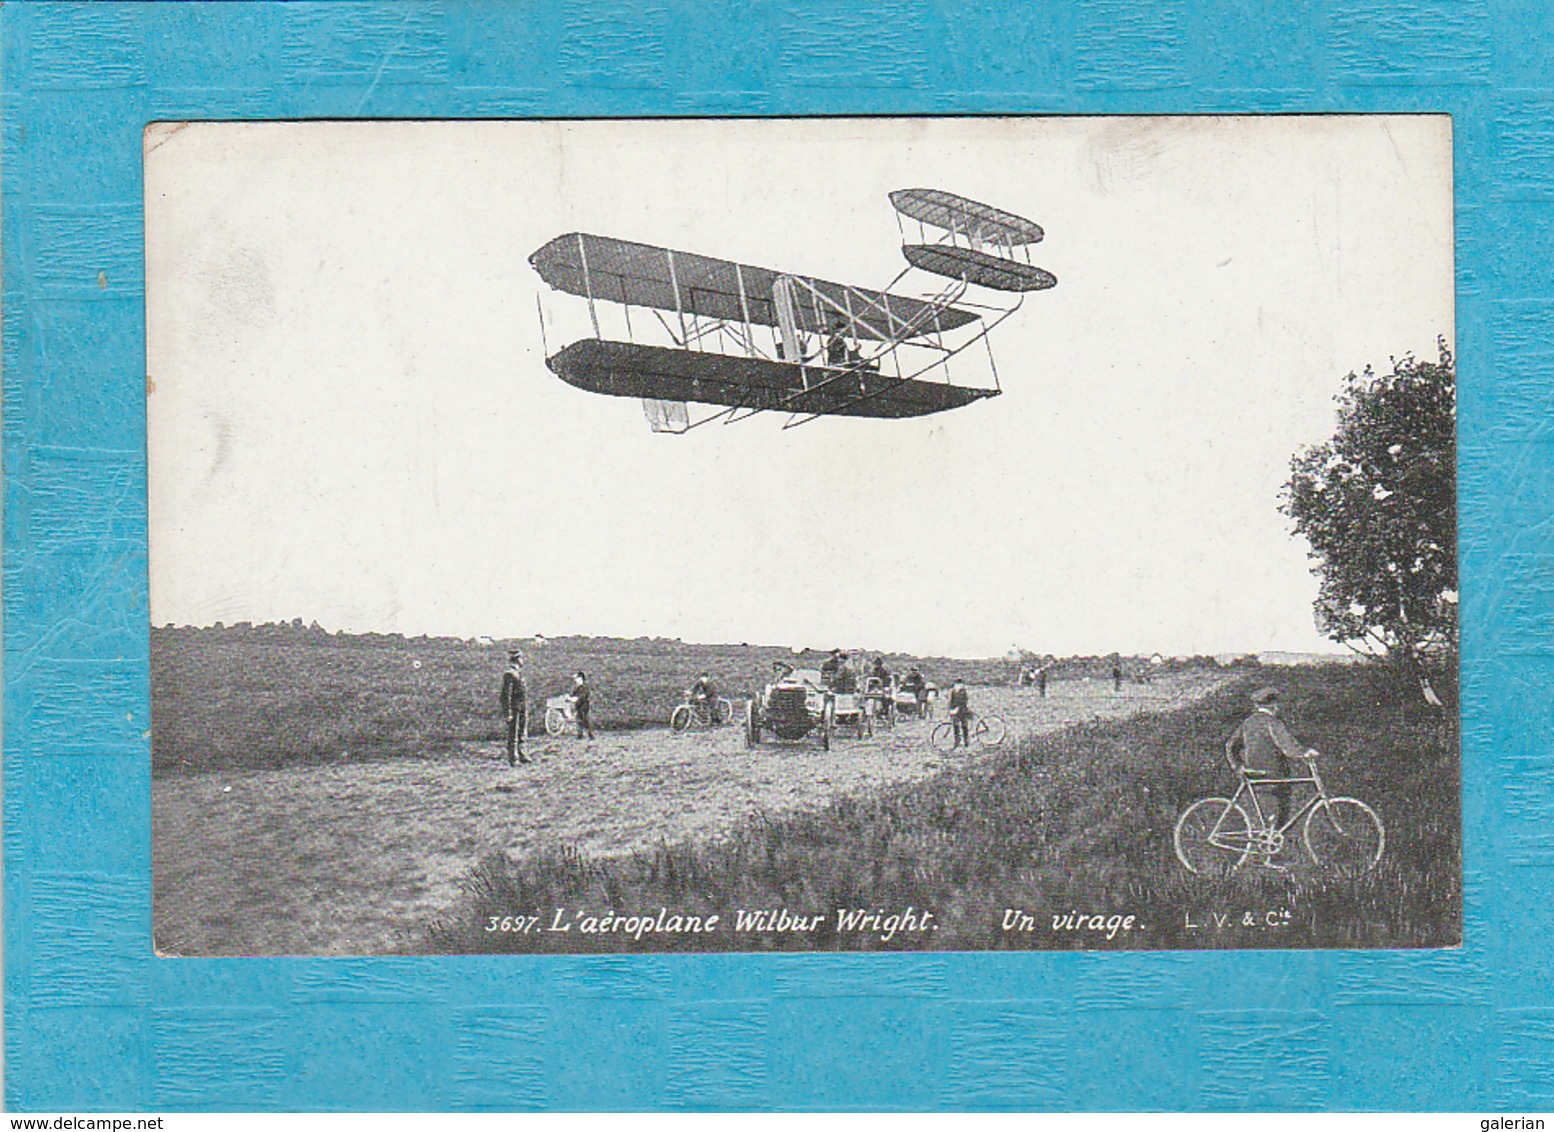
[428,662,1460,952]
[150,625,1017,774]
[153,672,1225,955]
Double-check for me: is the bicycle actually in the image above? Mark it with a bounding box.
[1173,754,1385,877]
[543,694,577,737]
[931,712,1006,753]
[670,693,734,733]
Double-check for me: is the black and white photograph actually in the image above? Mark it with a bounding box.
[146,116,1459,956]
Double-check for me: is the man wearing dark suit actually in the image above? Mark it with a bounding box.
[948,678,971,747]
[500,651,529,766]
[833,654,858,694]
[868,656,890,689]
[573,670,596,739]
[1225,686,1320,864]
[820,649,843,690]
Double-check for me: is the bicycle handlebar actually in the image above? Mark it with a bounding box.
[1229,750,1321,774]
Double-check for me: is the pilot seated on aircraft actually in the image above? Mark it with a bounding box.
[826,320,850,367]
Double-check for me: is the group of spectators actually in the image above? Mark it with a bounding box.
[495,648,1329,870]
[497,647,965,765]
[817,650,927,700]
[1018,664,1050,697]
[814,649,935,716]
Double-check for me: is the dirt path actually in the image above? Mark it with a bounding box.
[153,672,1234,955]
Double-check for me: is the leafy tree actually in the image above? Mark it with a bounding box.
[1282,340,1456,703]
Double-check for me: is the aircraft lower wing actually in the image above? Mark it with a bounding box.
[547,339,998,421]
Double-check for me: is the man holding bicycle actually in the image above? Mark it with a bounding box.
[1225,686,1319,866]
[948,678,972,748]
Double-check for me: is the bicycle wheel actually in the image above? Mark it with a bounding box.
[1304,797,1385,876]
[670,705,693,734]
[1173,797,1253,877]
[544,708,566,736]
[974,715,1007,747]
[930,722,956,754]
[744,700,760,748]
[714,698,734,725]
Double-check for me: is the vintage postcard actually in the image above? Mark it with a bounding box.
[145,116,1458,957]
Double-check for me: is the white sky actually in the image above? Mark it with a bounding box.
[145,117,1453,658]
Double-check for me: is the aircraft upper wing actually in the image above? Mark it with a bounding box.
[529,233,980,340]
[890,188,1045,247]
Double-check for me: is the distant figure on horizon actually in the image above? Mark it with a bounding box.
[1037,665,1047,698]
[821,649,843,690]
[573,670,595,739]
[499,650,529,766]
[1112,658,1122,693]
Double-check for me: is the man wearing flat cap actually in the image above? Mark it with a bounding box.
[1224,686,1320,862]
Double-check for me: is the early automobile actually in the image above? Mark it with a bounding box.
[893,678,938,720]
[746,667,834,750]
[831,689,874,739]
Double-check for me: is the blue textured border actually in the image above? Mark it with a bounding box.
[4,0,1549,1112]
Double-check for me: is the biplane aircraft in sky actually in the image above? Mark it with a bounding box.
[529,189,1056,432]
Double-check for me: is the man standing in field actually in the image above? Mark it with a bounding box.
[1225,686,1320,867]
[500,650,529,766]
[948,678,971,748]
[573,670,596,740]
